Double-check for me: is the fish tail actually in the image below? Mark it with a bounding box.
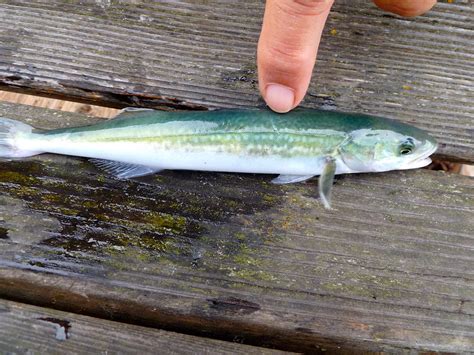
[0,118,43,158]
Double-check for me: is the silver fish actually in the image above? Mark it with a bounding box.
[0,108,437,209]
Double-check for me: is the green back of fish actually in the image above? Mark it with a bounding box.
[42,108,420,136]
[39,109,431,160]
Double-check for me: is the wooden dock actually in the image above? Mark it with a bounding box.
[0,1,472,352]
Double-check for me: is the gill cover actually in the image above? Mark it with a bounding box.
[339,129,427,173]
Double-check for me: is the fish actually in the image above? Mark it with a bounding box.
[0,108,437,209]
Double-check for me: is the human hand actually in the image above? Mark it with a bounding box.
[257,0,437,113]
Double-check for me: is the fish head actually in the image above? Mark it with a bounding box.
[339,122,437,173]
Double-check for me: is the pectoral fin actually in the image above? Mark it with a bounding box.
[90,159,162,179]
[319,157,337,209]
[271,174,315,184]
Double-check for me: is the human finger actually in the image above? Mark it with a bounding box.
[257,0,334,113]
[373,0,436,17]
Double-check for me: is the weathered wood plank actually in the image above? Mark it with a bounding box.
[0,299,288,354]
[0,103,472,353]
[0,0,472,162]
[0,89,119,118]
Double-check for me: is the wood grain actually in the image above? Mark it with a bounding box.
[0,0,472,162]
[0,299,287,354]
[0,90,119,118]
[0,102,472,353]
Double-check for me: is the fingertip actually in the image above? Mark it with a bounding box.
[374,0,436,17]
[257,0,334,113]
[264,84,295,113]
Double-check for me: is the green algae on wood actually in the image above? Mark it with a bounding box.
[0,156,283,276]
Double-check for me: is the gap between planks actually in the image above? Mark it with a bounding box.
[0,298,290,355]
[0,90,118,118]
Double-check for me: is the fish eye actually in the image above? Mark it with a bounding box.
[399,138,415,155]
[400,147,412,155]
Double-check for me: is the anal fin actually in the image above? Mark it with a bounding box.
[271,174,315,184]
[90,159,162,179]
[319,157,337,209]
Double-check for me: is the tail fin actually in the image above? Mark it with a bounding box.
[0,118,42,158]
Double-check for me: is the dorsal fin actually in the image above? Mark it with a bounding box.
[111,107,156,120]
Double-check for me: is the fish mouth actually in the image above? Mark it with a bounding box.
[403,142,438,169]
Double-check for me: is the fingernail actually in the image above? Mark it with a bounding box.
[265,84,295,113]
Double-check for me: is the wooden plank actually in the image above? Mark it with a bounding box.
[0,299,287,354]
[0,102,473,353]
[0,0,472,162]
[0,89,119,118]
